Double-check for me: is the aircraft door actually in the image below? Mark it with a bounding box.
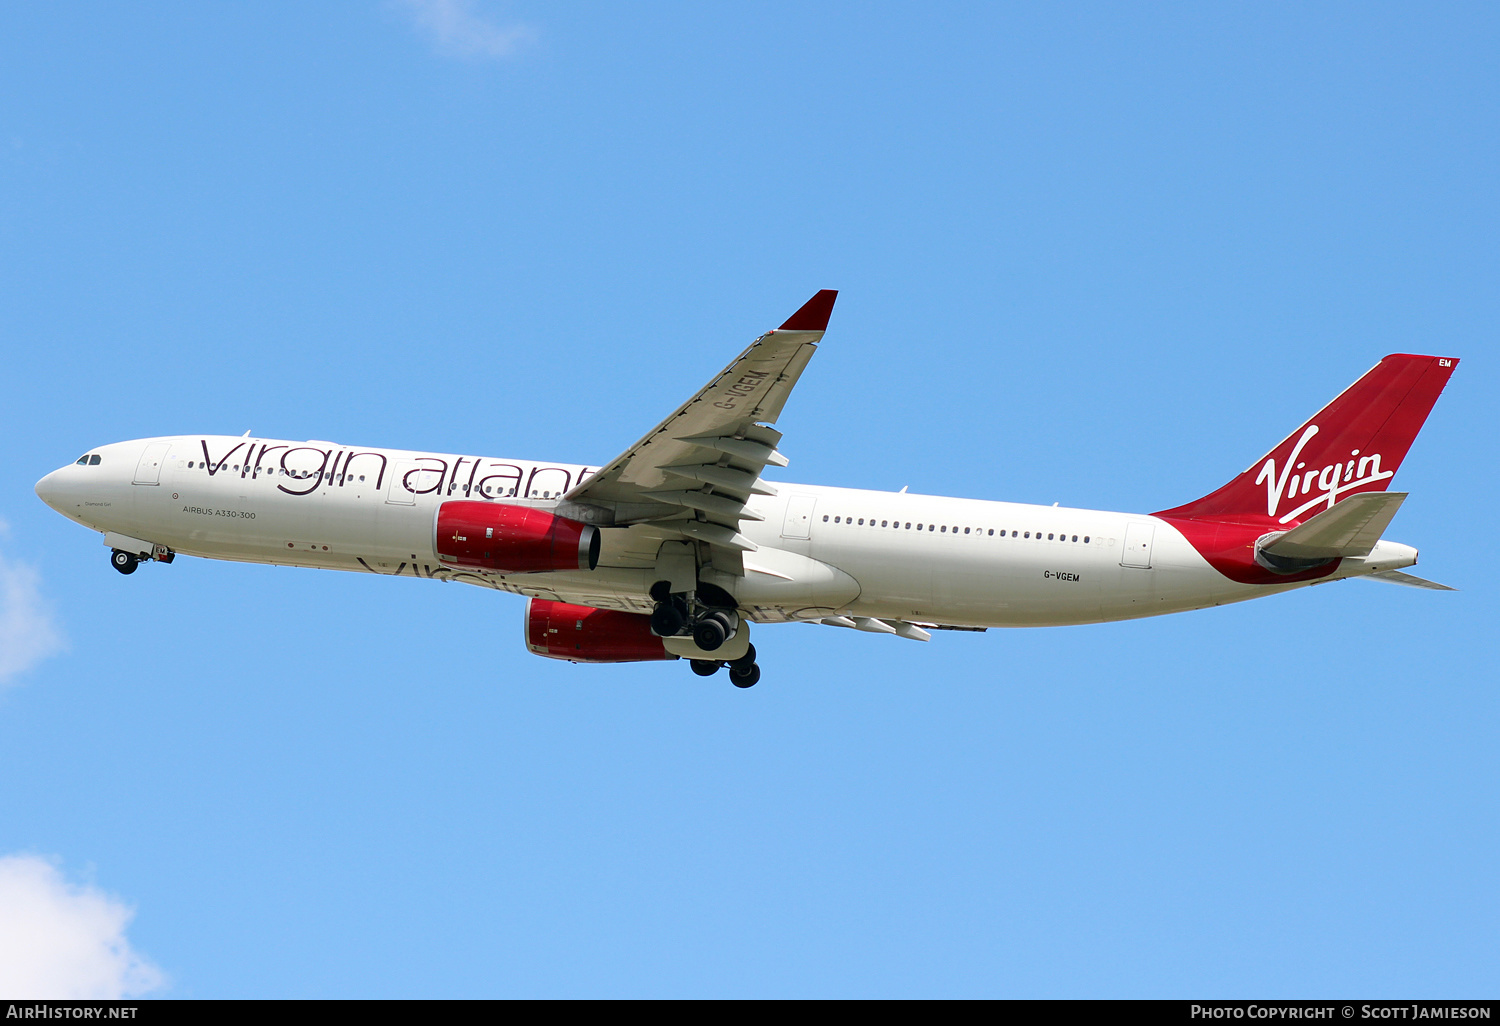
[1120,522,1155,568]
[781,494,816,539]
[386,460,418,505]
[132,442,171,485]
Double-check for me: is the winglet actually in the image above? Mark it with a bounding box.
[779,289,839,332]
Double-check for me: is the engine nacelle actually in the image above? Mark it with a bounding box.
[435,501,600,574]
[525,599,676,663]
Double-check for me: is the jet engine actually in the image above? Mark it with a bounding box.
[435,501,600,574]
[525,599,676,663]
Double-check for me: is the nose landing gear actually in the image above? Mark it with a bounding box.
[108,541,173,575]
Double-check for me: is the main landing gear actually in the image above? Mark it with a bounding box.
[689,645,761,688]
[650,580,763,688]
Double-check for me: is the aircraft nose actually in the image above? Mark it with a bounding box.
[35,469,65,511]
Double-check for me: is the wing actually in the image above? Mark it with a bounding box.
[565,290,837,573]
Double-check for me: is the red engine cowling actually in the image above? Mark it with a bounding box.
[525,599,675,663]
[435,501,600,574]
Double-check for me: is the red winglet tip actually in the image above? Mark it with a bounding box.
[779,289,838,331]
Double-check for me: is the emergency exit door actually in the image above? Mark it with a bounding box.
[781,495,817,539]
[132,442,171,485]
[1120,522,1156,569]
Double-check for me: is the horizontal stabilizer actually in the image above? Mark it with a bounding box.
[1363,569,1456,591]
[1260,492,1407,560]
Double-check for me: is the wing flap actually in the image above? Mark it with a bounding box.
[814,616,933,642]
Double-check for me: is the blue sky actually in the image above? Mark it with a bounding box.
[1,1,1496,998]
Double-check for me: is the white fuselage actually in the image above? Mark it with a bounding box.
[36,435,1421,629]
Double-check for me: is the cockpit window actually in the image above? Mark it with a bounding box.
[76,454,101,466]
[89,455,101,465]
[76,456,88,465]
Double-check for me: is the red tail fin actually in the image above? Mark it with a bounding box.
[1155,354,1458,524]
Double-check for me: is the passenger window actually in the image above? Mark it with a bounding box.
[904,523,911,529]
[964,527,970,534]
[987,529,993,536]
[916,524,923,531]
[881,520,888,527]
[940,525,946,533]
[1072,535,1078,542]
[1084,536,1090,543]
[834,516,841,523]
[1048,533,1054,540]
[1024,532,1030,538]
[858,518,864,525]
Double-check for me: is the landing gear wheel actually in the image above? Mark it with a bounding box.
[728,643,756,674]
[692,611,733,652]
[729,662,761,688]
[690,659,720,677]
[650,602,686,637]
[110,549,138,575]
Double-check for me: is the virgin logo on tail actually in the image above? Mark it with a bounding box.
[1154,354,1456,526]
[1254,425,1393,524]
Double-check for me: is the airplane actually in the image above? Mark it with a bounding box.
[34,291,1458,688]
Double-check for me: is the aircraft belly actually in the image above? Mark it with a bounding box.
[718,548,861,622]
[522,568,655,613]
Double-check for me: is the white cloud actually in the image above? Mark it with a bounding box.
[395,0,536,59]
[0,521,65,688]
[0,855,165,999]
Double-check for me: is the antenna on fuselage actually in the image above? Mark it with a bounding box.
[242,429,252,437]
[899,485,908,493]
